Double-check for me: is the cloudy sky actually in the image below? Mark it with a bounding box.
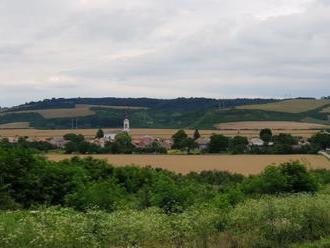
[0,0,329,107]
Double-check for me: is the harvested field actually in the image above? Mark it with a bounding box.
[236,99,330,113]
[216,121,329,130]
[0,104,146,119]
[0,122,30,129]
[47,154,330,175]
[0,128,323,139]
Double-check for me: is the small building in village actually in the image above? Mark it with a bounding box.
[196,137,210,150]
[49,137,67,148]
[249,138,265,147]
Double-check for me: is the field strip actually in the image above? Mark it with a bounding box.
[236,99,330,113]
[0,104,147,119]
[216,121,329,130]
[0,128,323,138]
[47,154,330,175]
[0,122,30,129]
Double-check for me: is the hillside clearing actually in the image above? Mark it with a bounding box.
[0,104,147,119]
[47,154,330,175]
[216,121,329,130]
[236,99,330,113]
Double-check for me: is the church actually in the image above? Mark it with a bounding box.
[123,118,130,132]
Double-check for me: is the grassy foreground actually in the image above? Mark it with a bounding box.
[2,142,330,247]
[2,193,330,247]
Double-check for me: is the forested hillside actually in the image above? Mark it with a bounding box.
[1,97,329,129]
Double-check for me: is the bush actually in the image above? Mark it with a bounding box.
[208,134,230,153]
[228,194,330,247]
[241,162,319,195]
[65,180,127,212]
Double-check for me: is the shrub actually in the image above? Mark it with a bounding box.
[241,162,319,195]
[227,194,330,247]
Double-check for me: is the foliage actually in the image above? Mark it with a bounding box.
[171,130,197,151]
[228,194,330,247]
[310,132,330,150]
[241,161,319,195]
[260,128,273,143]
[2,145,330,247]
[95,129,104,139]
[208,134,230,153]
[63,133,85,143]
[229,136,249,154]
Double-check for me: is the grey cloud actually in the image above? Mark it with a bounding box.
[0,0,329,107]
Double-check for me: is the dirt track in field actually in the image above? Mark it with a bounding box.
[47,154,330,175]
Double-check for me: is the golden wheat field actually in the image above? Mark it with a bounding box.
[0,104,147,119]
[236,99,330,113]
[0,128,323,139]
[216,121,329,130]
[47,154,330,175]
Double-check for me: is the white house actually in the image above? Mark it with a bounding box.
[196,137,210,150]
[104,133,117,141]
[249,138,264,146]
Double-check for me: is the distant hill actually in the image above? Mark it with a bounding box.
[0,97,329,129]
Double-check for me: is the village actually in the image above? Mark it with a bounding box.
[1,117,328,156]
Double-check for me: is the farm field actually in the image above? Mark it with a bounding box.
[47,154,330,175]
[236,99,330,113]
[0,122,30,129]
[0,104,147,119]
[216,121,329,130]
[0,128,324,139]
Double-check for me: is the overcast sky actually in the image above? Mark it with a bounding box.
[0,0,329,107]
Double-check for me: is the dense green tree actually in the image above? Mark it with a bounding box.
[111,132,133,154]
[310,132,330,150]
[273,133,297,145]
[172,130,188,150]
[259,128,272,143]
[96,129,104,139]
[242,161,319,194]
[229,136,248,154]
[64,142,78,154]
[184,137,198,153]
[208,134,230,153]
[66,180,126,212]
[63,133,85,143]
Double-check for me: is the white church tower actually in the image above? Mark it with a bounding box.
[123,118,130,132]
